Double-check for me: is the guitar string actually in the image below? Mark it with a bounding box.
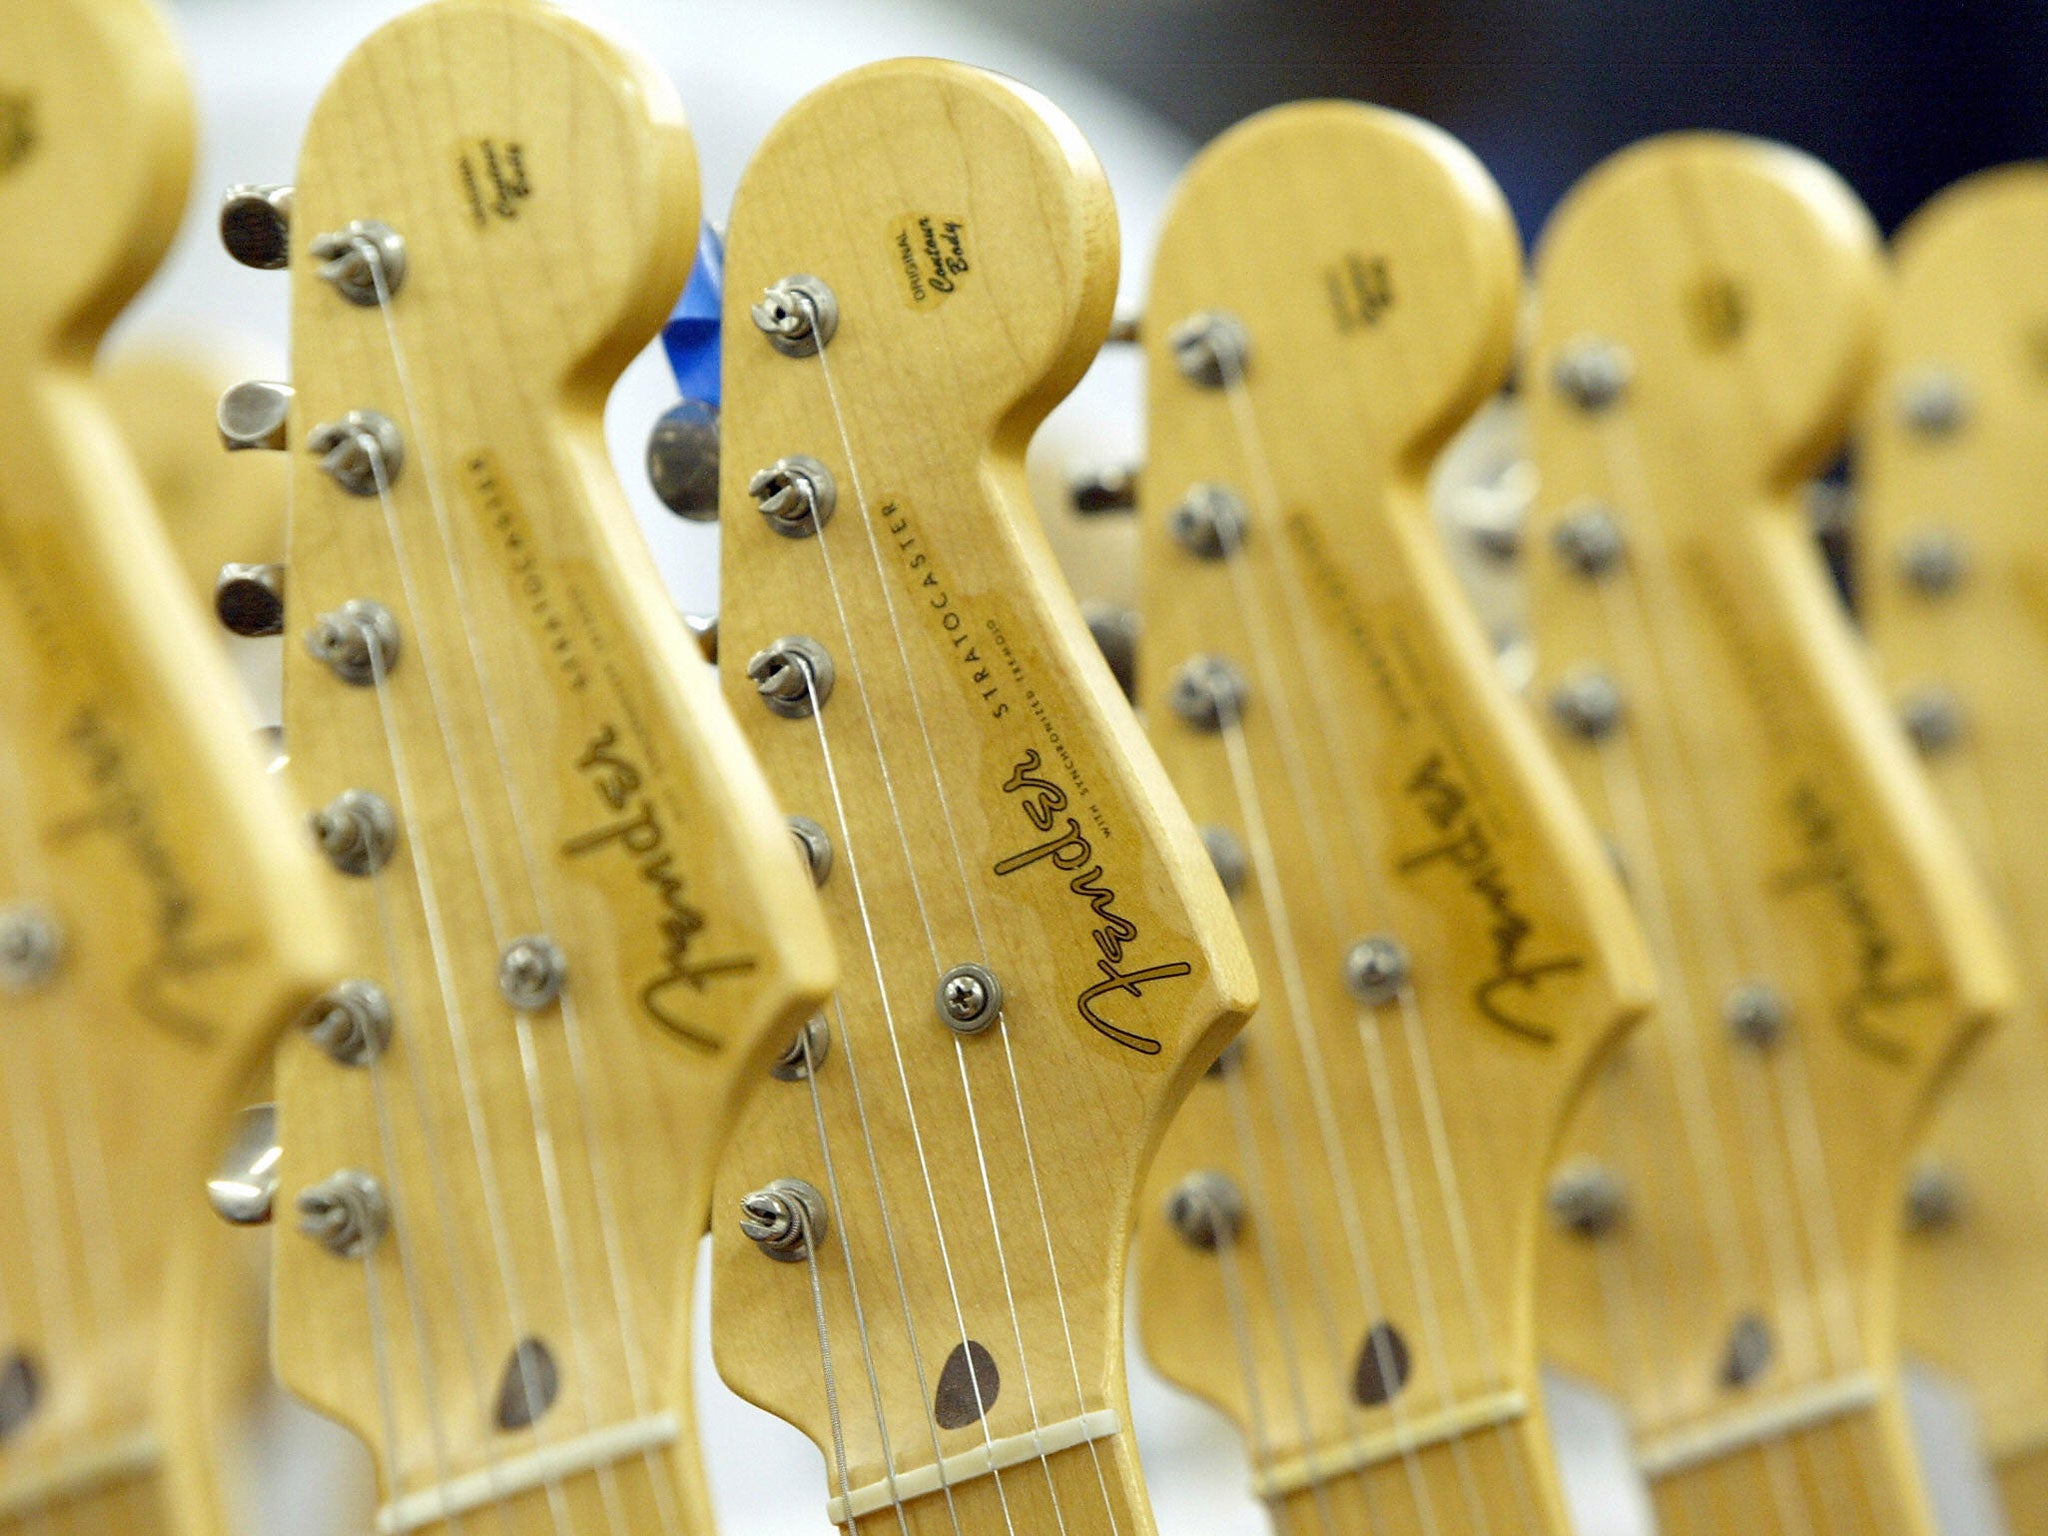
[805,299,1127,1535]
[365,236,691,1536]
[1220,359,1550,1535]
[1210,353,1530,1536]
[800,291,1131,1533]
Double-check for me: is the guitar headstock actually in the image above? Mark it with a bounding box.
[1124,102,1653,1517]
[0,0,341,1520]
[252,0,833,1524]
[1858,164,2048,1475]
[1523,133,2011,1453]
[711,58,1256,1531]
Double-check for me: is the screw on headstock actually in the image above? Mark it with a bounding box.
[1344,935,1410,1006]
[935,963,1003,1035]
[499,936,568,1013]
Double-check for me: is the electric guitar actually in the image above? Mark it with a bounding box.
[710,56,1258,1535]
[1125,101,1655,1534]
[223,2,836,1531]
[1523,132,2013,1536]
[1857,161,2048,1534]
[0,1,344,1530]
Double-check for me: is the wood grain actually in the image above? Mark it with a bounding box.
[712,57,1257,1535]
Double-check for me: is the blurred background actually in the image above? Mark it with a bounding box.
[140,1,2042,1533]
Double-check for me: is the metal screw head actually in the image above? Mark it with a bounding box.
[308,411,404,497]
[309,788,398,877]
[1548,669,1624,741]
[1723,980,1788,1050]
[748,455,836,538]
[739,1177,828,1261]
[306,599,401,686]
[1898,530,1967,597]
[219,183,294,270]
[1168,311,1251,389]
[1897,367,1968,439]
[1551,337,1633,412]
[936,962,1004,1035]
[0,907,62,992]
[1169,483,1250,559]
[499,936,568,1013]
[646,399,721,522]
[1900,685,1964,755]
[751,276,839,357]
[310,220,407,306]
[207,1103,282,1225]
[214,563,286,637]
[297,1170,389,1258]
[1165,1170,1245,1251]
[769,1016,831,1082]
[1344,935,1410,1006]
[1548,1159,1627,1239]
[1552,502,1626,579]
[1905,1160,1964,1232]
[1070,463,1139,515]
[1200,825,1248,901]
[1168,654,1250,732]
[1083,603,1139,703]
[301,979,393,1066]
[746,636,834,719]
[788,816,833,887]
[1719,1312,1774,1389]
[217,380,294,452]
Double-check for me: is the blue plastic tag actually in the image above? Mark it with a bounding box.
[661,221,725,407]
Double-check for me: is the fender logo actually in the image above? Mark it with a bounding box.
[1396,753,1580,1044]
[562,724,755,1051]
[991,749,1190,1056]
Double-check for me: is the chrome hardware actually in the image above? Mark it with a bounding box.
[1901,685,1964,755]
[1165,1170,1245,1251]
[1169,483,1249,558]
[310,789,398,877]
[1551,337,1632,412]
[306,600,401,686]
[1106,312,1141,345]
[207,1104,281,1225]
[1552,502,1626,578]
[1344,935,1410,1006]
[1549,669,1624,741]
[0,1354,40,1443]
[788,816,833,887]
[1897,367,1968,439]
[310,220,407,305]
[748,455,836,537]
[494,1339,561,1431]
[297,1170,389,1257]
[1723,981,1788,1049]
[1548,1159,1627,1238]
[739,1177,828,1262]
[936,962,1003,1035]
[302,979,393,1066]
[646,399,721,522]
[1905,1161,1963,1232]
[1200,825,1248,900]
[683,613,718,664]
[309,411,404,496]
[217,379,294,452]
[770,1016,831,1082]
[752,275,838,357]
[1168,654,1249,732]
[1070,463,1139,515]
[0,907,62,993]
[1168,311,1251,389]
[746,636,834,718]
[1898,529,1966,596]
[1083,603,1138,703]
[1720,1312,1774,1388]
[215,563,286,637]
[499,936,568,1013]
[219,183,294,270]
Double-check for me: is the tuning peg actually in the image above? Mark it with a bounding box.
[220,184,294,270]
[1070,463,1138,515]
[218,380,293,452]
[1083,603,1138,701]
[215,563,285,637]
[682,613,717,663]
[647,399,720,521]
[208,1103,281,1225]
[1106,311,1141,345]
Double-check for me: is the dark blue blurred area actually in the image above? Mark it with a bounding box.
[978,0,2048,237]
